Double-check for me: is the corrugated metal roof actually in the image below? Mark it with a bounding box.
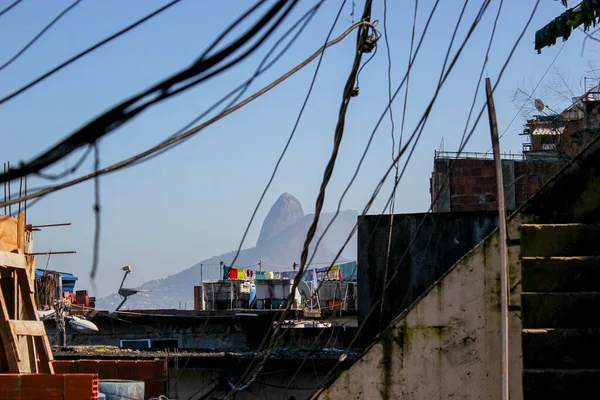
[531,126,564,135]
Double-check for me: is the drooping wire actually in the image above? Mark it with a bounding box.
[0,0,296,185]
[313,0,541,391]
[0,0,23,20]
[228,0,348,270]
[0,14,369,221]
[0,0,83,72]
[228,1,375,393]
[0,0,182,106]
[379,0,421,330]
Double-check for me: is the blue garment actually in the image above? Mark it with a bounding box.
[222,265,230,280]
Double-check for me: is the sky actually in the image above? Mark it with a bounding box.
[0,0,596,297]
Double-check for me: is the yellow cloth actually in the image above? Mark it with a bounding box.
[237,268,245,279]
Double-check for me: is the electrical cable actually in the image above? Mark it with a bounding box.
[0,0,296,185]
[379,0,422,330]
[483,41,567,154]
[0,19,371,216]
[312,0,541,391]
[227,0,348,270]
[128,1,324,169]
[0,0,82,72]
[0,0,181,106]
[227,1,375,393]
[0,0,23,19]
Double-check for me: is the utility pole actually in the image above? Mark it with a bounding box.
[200,263,203,285]
[258,259,262,272]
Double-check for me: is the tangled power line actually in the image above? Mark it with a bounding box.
[0,0,550,396]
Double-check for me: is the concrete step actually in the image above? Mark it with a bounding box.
[520,224,600,257]
[523,328,600,369]
[523,369,600,400]
[522,292,600,328]
[522,256,600,292]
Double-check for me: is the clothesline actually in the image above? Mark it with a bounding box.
[220,261,358,282]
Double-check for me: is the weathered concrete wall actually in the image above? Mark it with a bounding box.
[317,214,526,400]
[357,211,499,345]
[316,136,600,400]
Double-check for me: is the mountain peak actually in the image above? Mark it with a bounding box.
[256,193,305,248]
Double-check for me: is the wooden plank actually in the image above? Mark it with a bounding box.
[14,268,54,372]
[0,252,27,269]
[9,320,46,336]
[0,284,21,368]
[16,213,24,255]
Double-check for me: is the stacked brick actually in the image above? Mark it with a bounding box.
[436,158,564,212]
[53,359,167,399]
[0,373,98,399]
[449,159,498,212]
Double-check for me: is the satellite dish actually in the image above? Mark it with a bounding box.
[66,316,99,332]
[535,98,545,112]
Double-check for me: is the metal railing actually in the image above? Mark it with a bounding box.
[434,150,524,161]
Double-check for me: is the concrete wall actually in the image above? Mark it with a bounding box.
[357,211,499,346]
[316,134,600,400]
[317,214,527,400]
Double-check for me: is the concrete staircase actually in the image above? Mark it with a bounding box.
[521,223,600,399]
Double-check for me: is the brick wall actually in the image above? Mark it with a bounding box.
[53,359,167,399]
[432,158,564,212]
[0,373,98,400]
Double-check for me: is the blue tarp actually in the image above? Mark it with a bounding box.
[35,269,78,293]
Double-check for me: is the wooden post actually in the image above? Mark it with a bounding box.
[485,77,509,400]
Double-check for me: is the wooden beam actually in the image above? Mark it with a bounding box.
[0,252,27,269]
[9,321,46,337]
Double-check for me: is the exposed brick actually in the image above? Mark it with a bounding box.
[21,374,64,399]
[0,374,21,399]
[117,360,137,380]
[145,380,167,398]
[471,168,481,177]
[98,360,118,379]
[136,360,156,380]
[64,373,98,400]
[53,360,73,374]
[75,360,100,375]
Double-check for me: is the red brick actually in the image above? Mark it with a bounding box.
[136,360,156,380]
[117,360,137,380]
[155,360,167,379]
[74,360,100,375]
[53,360,73,374]
[145,380,167,398]
[64,373,98,400]
[98,360,119,379]
[21,374,64,399]
[0,374,21,399]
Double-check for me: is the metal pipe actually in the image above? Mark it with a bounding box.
[486,77,510,400]
[25,251,76,255]
[7,161,10,216]
[30,223,72,228]
[18,177,22,214]
[3,163,6,215]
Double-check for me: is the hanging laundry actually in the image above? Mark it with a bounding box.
[265,271,274,279]
[274,271,281,279]
[222,265,230,280]
[246,269,254,278]
[229,267,238,280]
[256,271,265,280]
[237,268,245,280]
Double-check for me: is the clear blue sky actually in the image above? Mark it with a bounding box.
[0,0,594,296]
